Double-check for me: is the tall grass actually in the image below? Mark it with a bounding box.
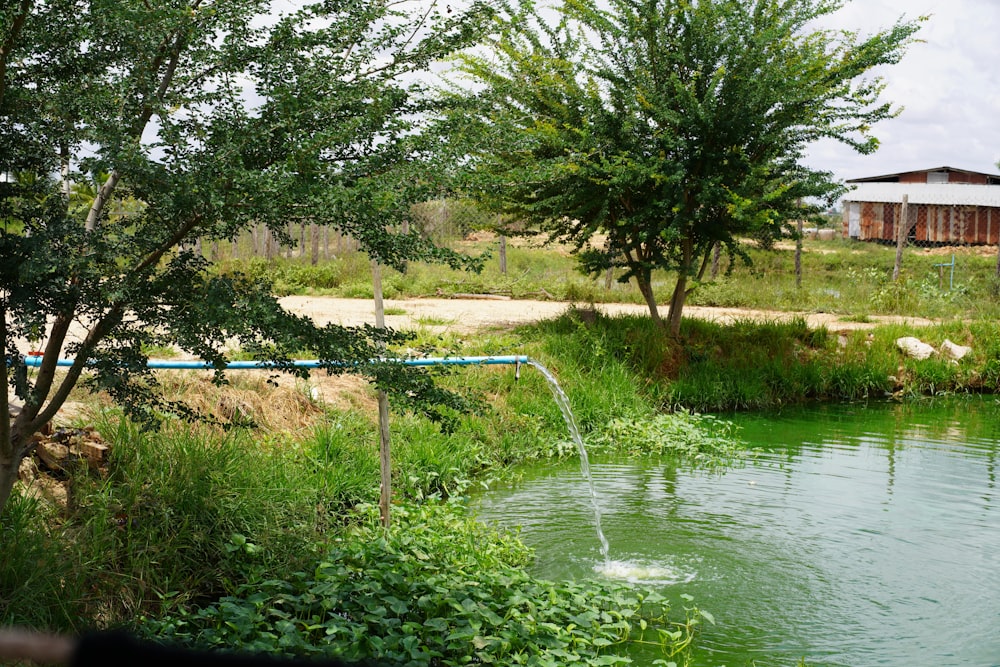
[66,419,326,621]
[0,492,86,630]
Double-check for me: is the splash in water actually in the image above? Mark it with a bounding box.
[594,558,697,585]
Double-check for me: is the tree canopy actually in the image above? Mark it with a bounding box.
[0,0,490,516]
[450,0,923,333]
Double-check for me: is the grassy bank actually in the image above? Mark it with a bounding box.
[521,310,1000,412]
[4,309,999,664]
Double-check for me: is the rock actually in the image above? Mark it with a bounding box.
[36,441,71,471]
[940,339,971,361]
[33,475,68,508]
[896,337,935,360]
[18,456,37,482]
[79,440,109,469]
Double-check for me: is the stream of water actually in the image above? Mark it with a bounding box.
[528,360,611,561]
[475,399,1000,667]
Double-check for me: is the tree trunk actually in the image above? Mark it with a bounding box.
[499,235,508,275]
[665,271,688,336]
[635,270,663,328]
[0,457,20,521]
[795,217,803,288]
[265,228,276,261]
[665,237,695,336]
[711,243,721,279]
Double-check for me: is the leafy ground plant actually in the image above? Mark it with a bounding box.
[147,502,702,666]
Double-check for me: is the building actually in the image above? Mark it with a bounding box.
[841,167,1000,244]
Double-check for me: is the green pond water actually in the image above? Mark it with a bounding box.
[474,399,1000,666]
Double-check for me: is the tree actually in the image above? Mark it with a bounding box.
[450,0,922,334]
[0,0,490,517]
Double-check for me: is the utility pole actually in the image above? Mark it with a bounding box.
[371,259,392,529]
[893,195,910,282]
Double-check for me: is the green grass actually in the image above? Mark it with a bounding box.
[211,236,1000,322]
[0,492,86,631]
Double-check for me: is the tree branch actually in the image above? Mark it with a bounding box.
[88,11,193,233]
[23,307,124,437]
[1,298,11,461]
[0,0,32,109]
[25,312,73,416]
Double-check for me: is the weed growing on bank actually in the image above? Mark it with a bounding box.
[523,310,1000,412]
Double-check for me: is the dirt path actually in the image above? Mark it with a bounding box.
[279,295,936,333]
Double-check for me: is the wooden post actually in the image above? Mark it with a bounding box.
[892,195,909,282]
[995,237,1000,278]
[371,259,391,529]
[795,210,803,289]
[310,224,319,266]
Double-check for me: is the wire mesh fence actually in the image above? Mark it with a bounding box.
[187,199,502,266]
[841,196,1000,286]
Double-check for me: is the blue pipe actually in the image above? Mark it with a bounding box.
[18,355,529,370]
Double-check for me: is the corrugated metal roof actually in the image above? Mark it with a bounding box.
[843,182,1000,207]
[846,166,1000,183]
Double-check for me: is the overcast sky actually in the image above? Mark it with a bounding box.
[266,0,999,184]
[803,0,1000,182]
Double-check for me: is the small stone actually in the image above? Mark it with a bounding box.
[18,456,37,482]
[940,339,971,361]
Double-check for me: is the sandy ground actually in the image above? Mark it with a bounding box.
[278,295,936,334]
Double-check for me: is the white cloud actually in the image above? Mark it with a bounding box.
[803,0,1000,181]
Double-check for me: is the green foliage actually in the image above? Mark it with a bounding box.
[450,0,922,332]
[146,502,697,666]
[0,491,86,630]
[1,0,492,516]
[587,412,743,467]
[68,419,326,620]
